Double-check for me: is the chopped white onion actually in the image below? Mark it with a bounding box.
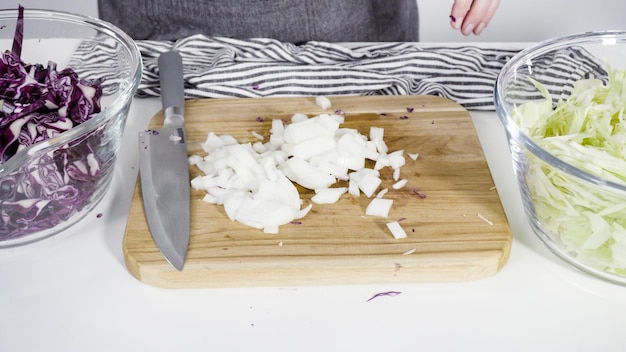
[251,130,264,140]
[386,221,407,239]
[369,126,384,141]
[268,133,285,149]
[388,150,406,169]
[376,188,389,199]
[350,169,381,198]
[281,157,336,190]
[311,187,348,204]
[329,114,345,124]
[392,179,407,189]
[188,154,203,166]
[291,113,308,123]
[190,176,204,190]
[202,193,218,204]
[252,141,267,153]
[201,132,225,152]
[348,178,360,197]
[477,212,494,226]
[392,168,401,181]
[374,153,391,171]
[294,203,313,219]
[220,134,238,146]
[365,198,393,218]
[402,248,416,255]
[270,119,285,134]
[190,97,412,234]
[315,96,332,110]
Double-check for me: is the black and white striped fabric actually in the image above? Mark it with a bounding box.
[133,35,519,110]
[71,34,607,111]
[498,45,607,107]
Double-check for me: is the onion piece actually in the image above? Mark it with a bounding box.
[231,175,303,233]
[388,150,406,169]
[188,154,203,165]
[281,157,336,190]
[374,153,391,171]
[291,113,308,123]
[392,179,408,189]
[201,132,226,152]
[315,96,332,110]
[386,221,408,239]
[270,118,285,134]
[477,212,494,226]
[366,198,393,218]
[376,188,389,199]
[350,169,381,198]
[402,248,416,255]
[348,178,360,197]
[369,126,384,141]
[392,168,401,181]
[311,187,348,204]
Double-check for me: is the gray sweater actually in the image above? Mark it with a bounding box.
[98,0,419,43]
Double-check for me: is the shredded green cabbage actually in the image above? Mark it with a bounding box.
[514,67,626,274]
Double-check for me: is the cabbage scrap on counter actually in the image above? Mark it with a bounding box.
[0,6,104,240]
[514,67,626,273]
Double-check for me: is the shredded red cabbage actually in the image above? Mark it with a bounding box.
[0,53,103,163]
[412,188,427,199]
[10,6,23,58]
[0,6,105,240]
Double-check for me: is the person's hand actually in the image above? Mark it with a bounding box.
[449,0,500,36]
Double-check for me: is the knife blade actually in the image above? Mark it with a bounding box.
[138,51,189,270]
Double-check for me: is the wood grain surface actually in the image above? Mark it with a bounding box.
[123,95,512,288]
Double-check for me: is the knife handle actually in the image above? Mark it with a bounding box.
[158,50,185,117]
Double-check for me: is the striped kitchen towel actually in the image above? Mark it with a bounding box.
[70,34,606,111]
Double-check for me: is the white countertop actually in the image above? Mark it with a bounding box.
[3,48,626,352]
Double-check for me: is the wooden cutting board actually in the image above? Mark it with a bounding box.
[123,95,512,288]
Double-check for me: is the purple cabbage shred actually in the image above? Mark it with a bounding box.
[0,7,104,240]
[366,291,402,302]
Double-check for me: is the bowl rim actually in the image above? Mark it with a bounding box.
[494,30,626,194]
[0,8,142,176]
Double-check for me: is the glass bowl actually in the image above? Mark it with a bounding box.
[0,9,141,247]
[495,31,626,285]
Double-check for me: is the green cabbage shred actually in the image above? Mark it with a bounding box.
[514,67,626,274]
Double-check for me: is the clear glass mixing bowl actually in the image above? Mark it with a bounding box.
[495,31,626,285]
[0,8,141,247]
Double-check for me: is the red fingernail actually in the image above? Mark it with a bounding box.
[450,15,457,22]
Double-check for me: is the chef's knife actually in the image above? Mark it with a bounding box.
[138,51,189,270]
